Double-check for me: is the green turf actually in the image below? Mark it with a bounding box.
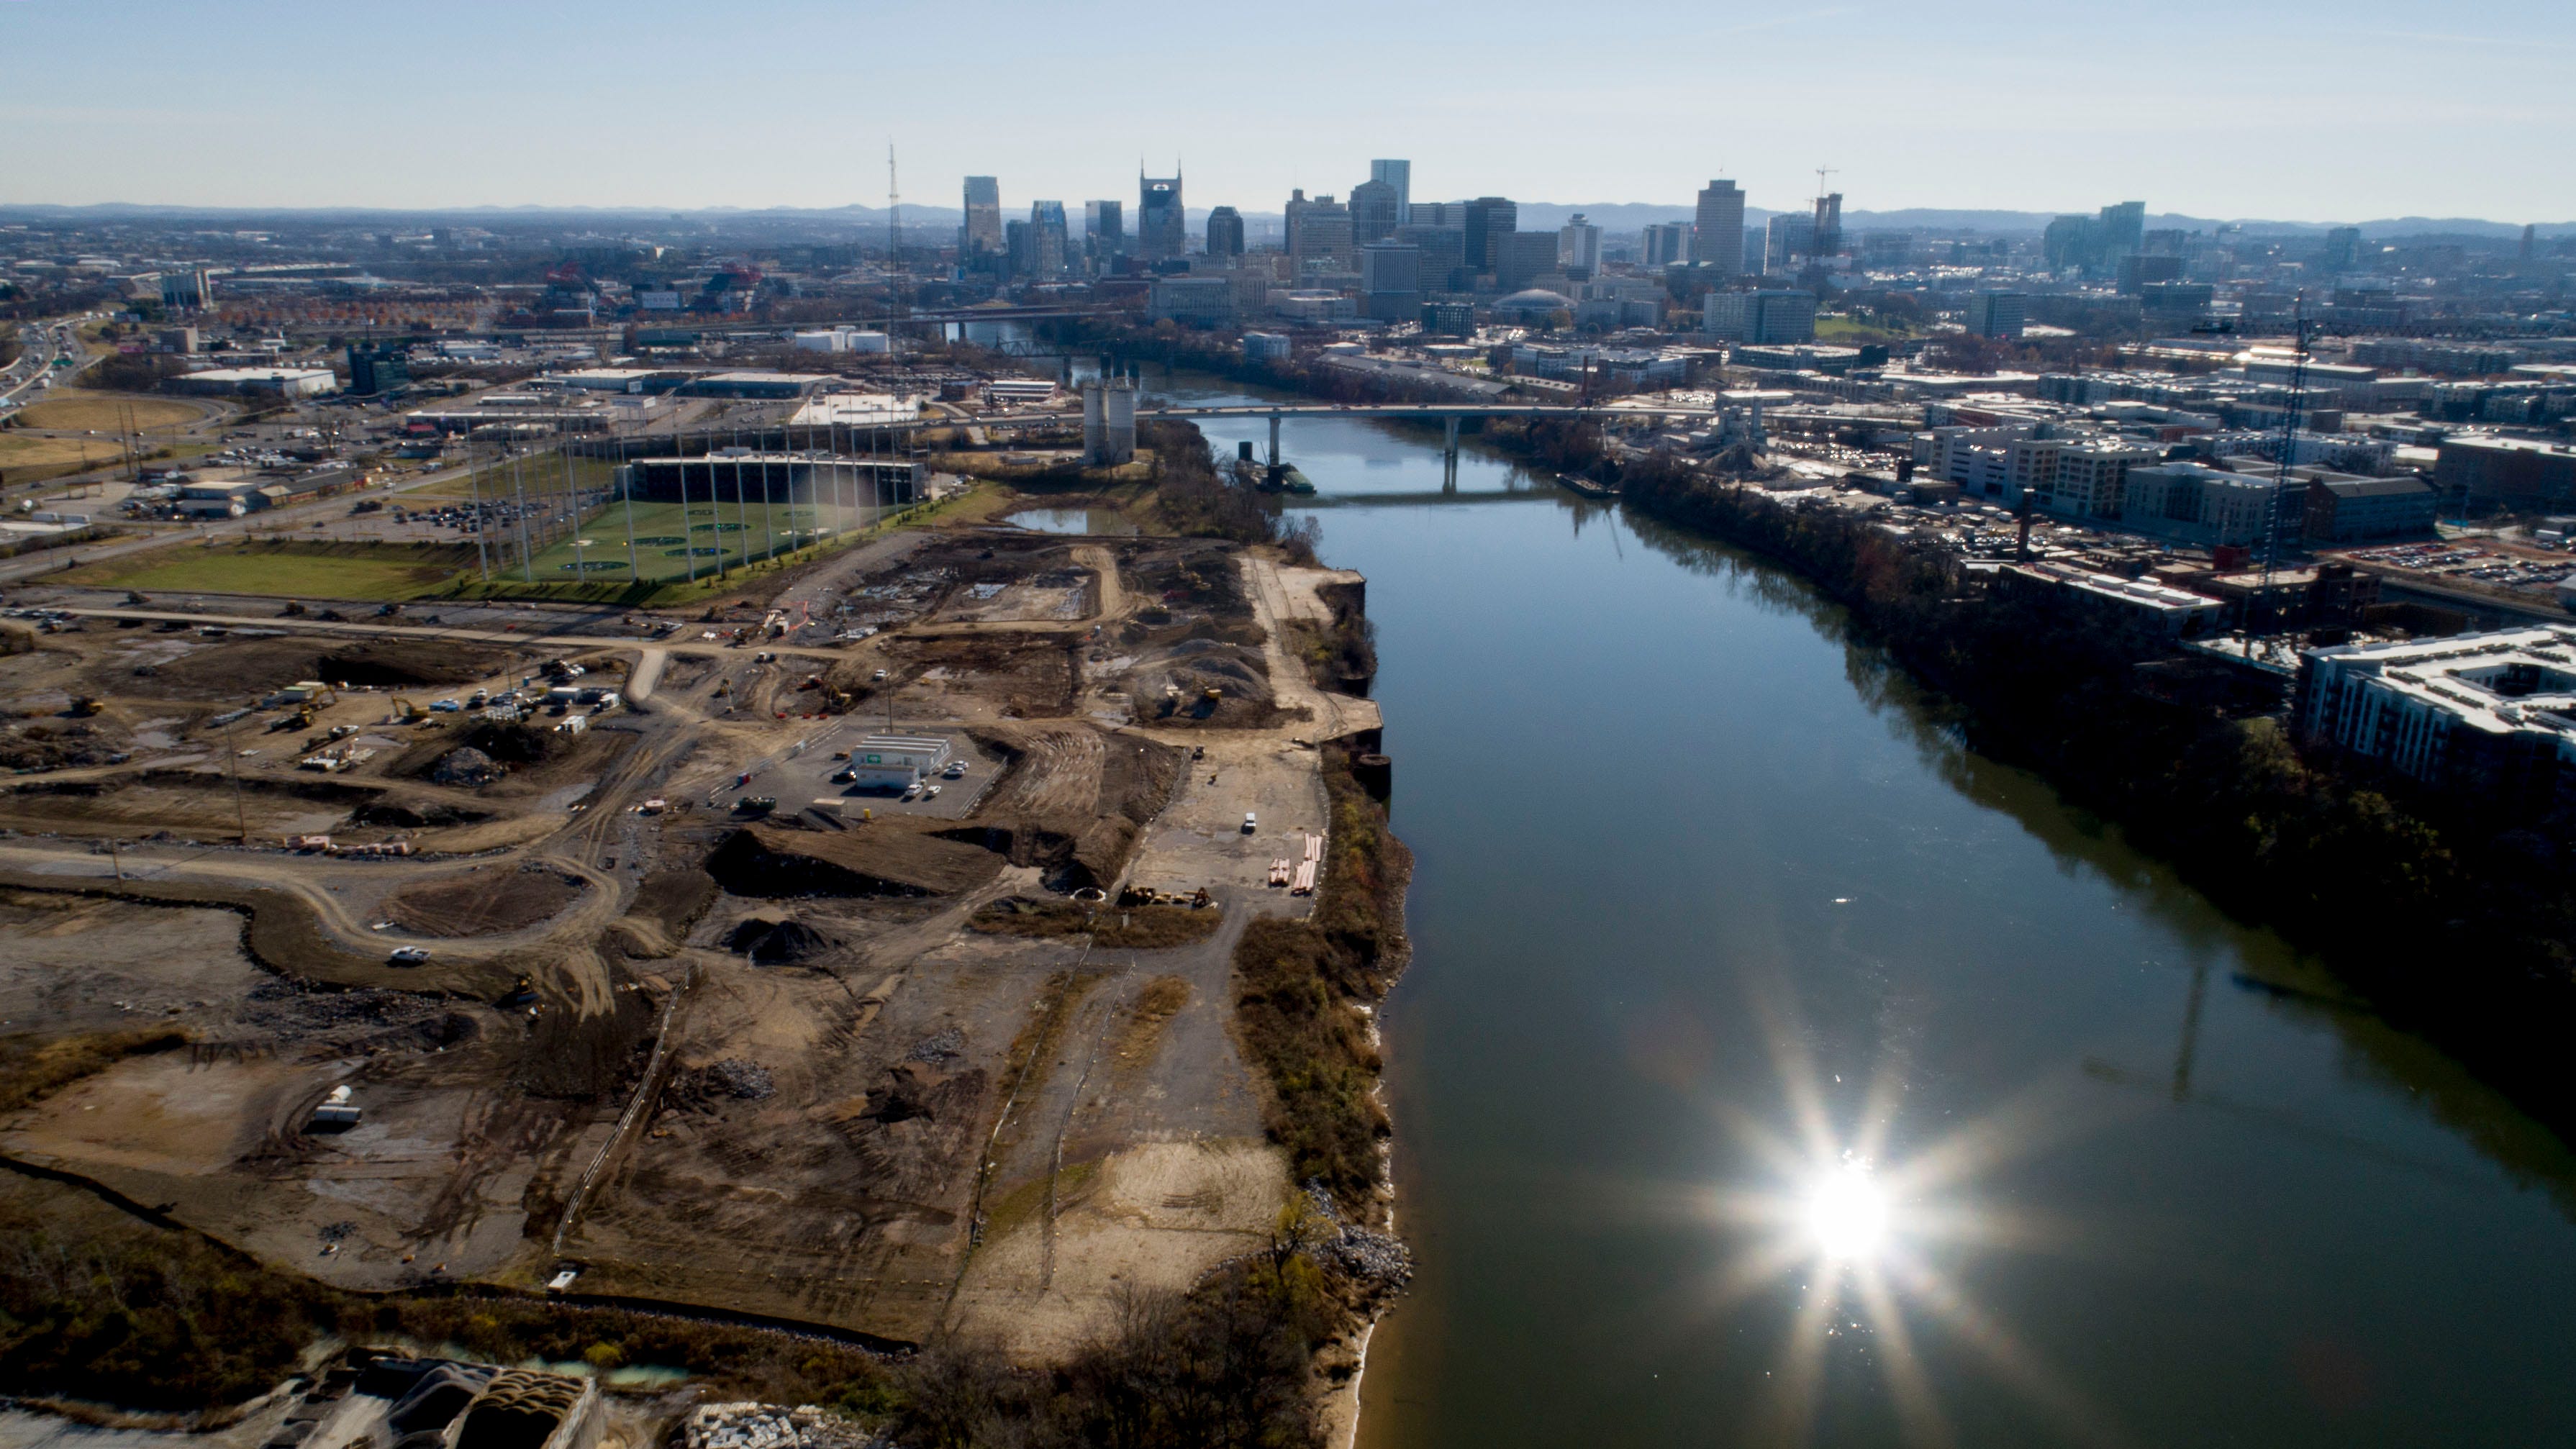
[60,540,480,600]
[61,482,997,607]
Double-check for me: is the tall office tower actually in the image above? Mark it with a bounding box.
[1964,290,2028,340]
[1003,219,1033,279]
[1350,179,1400,245]
[1410,201,1462,227]
[1692,179,1745,273]
[1643,222,1690,267]
[1765,214,1815,271]
[1359,242,1421,320]
[1463,196,1515,273]
[1085,200,1125,261]
[2096,200,2145,260]
[1369,159,1412,225]
[961,176,1004,255]
[2519,223,2536,265]
[1558,214,1601,276]
[1030,201,1069,278]
[2044,214,2095,271]
[1393,223,1467,291]
[1497,231,1559,291]
[1285,190,1354,274]
[1811,192,1843,257]
[1138,170,1186,260]
[1205,206,1245,260]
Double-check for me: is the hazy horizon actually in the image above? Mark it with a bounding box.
[4,0,2568,222]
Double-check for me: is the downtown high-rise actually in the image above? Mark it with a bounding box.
[1692,179,1744,273]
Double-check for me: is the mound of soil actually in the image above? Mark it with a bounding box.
[316,641,510,690]
[971,896,1221,950]
[723,915,833,964]
[707,824,1002,899]
[0,720,126,770]
[1125,637,1274,724]
[382,867,581,937]
[428,747,502,787]
[350,800,491,829]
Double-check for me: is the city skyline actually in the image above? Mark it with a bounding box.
[2,0,2570,219]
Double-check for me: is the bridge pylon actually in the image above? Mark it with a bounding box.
[1442,414,1461,490]
[1268,410,1282,468]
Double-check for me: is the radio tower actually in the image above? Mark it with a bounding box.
[886,141,902,273]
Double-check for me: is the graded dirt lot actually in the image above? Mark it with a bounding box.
[0,520,1387,1361]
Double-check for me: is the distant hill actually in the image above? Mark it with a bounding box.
[0,200,2564,242]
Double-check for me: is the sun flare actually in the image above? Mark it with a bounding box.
[1803,1160,1891,1261]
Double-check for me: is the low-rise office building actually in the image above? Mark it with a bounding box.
[2305,475,2438,542]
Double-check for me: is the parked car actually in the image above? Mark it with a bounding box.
[388,947,431,966]
[1243,811,1258,833]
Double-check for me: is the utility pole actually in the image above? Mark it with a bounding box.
[466,440,490,582]
[222,712,249,842]
[510,446,535,584]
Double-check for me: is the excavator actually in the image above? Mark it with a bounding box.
[66,695,103,717]
[390,696,434,724]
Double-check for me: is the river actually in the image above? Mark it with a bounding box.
[1115,373,2576,1447]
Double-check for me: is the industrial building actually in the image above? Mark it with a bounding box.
[164,366,339,399]
[2297,626,2576,806]
[1082,376,1137,465]
[621,453,924,508]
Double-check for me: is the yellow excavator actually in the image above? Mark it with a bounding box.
[391,696,432,724]
[66,695,104,717]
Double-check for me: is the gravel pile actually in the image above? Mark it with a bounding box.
[430,746,503,786]
[906,1026,965,1064]
[684,1403,882,1449]
[1302,1177,1412,1290]
[705,1058,775,1099]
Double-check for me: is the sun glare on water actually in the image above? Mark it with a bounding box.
[1803,1160,1891,1261]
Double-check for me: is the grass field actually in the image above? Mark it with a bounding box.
[60,481,1004,607]
[14,395,207,432]
[58,540,480,600]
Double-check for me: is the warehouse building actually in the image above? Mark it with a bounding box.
[164,366,340,399]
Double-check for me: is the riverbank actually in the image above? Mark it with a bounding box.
[1607,459,2576,1140]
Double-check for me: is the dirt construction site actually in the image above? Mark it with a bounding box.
[0,520,1378,1358]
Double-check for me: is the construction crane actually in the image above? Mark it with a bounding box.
[2252,295,2316,648]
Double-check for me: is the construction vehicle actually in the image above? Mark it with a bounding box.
[391,696,431,724]
[66,695,102,717]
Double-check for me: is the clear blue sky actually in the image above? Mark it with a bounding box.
[3,0,2567,222]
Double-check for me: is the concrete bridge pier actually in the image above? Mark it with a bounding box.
[1268,410,1283,468]
[1442,414,1461,490]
